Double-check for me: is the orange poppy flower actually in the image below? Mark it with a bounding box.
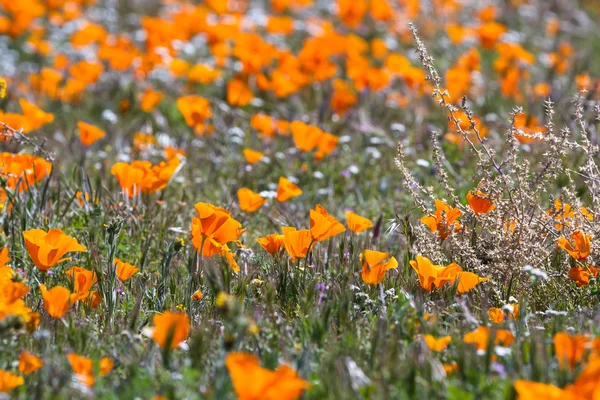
[164,146,186,160]
[19,99,55,132]
[337,0,367,28]
[257,234,285,255]
[68,61,103,85]
[420,200,462,239]
[78,121,105,146]
[488,305,519,324]
[467,190,495,215]
[464,326,515,351]
[110,158,181,198]
[514,380,569,400]
[282,227,313,259]
[456,272,490,294]
[547,199,593,230]
[569,266,599,287]
[191,202,246,257]
[309,204,345,241]
[151,311,190,349]
[266,16,295,34]
[243,148,263,164]
[557,230,592,261]
[191,290,203,301]
[114,258,139,281]
[488,308,505,324]
[140,88,163,112]
[188,64,221,84]
[409,256,461,291]
[100,357,114,376]
[132,133,157,152]
[276,177,302,202]
[18,351,43,375]
[477,22,506,49]
[361,250,398,285]
[227,78,253,107]
[554,332,588,370]
[250,114,277,138]
[238,188,267,213]
[177,95,212,130]
[23,229,86,271]
[0,370,24,393]
[345,211,373,233]
[315,132,338,161]
[40,284,78,318]
[0,153,52,192]
[65,266,97,294]
[330,79,357,116]
[290,121,322,152]
[67,353,95,387]
[225,352,310,400]
[424,335,451,352]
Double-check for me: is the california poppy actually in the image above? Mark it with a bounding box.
[282,227,313,259]
[110,158,181,198]
[191,290,203,301]
[290,121,322,152]
[361,250,398,285]
[464,326,515,351]
[243,148,263,164]
[67,353,95,387]
[420,200,462,239]
[488,305,519,324]
[256,234,285,255]
[569,266,598,287]
[23,229,86,271]
[18,351,43,375]
[100,357,114,376]
[191,202,246,257]
[0,370,24,393]
[276,177,302,203]
[467,190,495,215]
[225,352,310,400]
[65,266,97,294]
[557,230,592,261]
[547,199,593,231]
[515,358,600,399]
[114,258,139,281]
[140,88,163,112]
[309,204,345,241]
[345,211,373,233]
[456,272,490,294]
[554,332,588,370]
[151,311,190,349]
[78,121,106,146]
[177,95,212,131]
[227,78,253,107]
[238,188,267,213]
[40,284,77,318]
[424,335,451,352]
[410,256,461,291]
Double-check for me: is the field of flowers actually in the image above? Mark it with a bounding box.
[1,0,600,398]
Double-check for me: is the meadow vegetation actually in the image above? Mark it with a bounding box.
[1,0,600,398]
